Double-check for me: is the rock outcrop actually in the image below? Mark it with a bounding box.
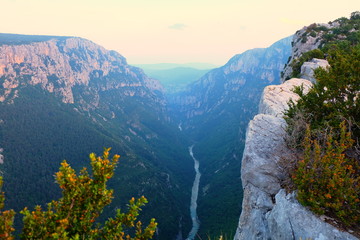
[258,78,312,117]
[234,77,357,240]
[300,58,330,83]
[281,15,359,82]
[0,35,163,107]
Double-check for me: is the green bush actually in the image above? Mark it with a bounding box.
[0,177,15,240]
[286,41,360,230]
[286,43,360,140]
[0,149,157,240]
[289,49,324,78]
[292,123,360,227]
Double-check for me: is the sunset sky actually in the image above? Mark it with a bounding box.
[1,0,358,65]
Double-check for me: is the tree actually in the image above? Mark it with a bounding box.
[286,39,360,230]
[0,176,15,240]
[286,43,360,142]
[1,148,157,239]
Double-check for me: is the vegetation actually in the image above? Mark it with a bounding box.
[288,49,324,78]
[0,33,70,46]
[0,85,193,239]
[0,177,15,239]
[285,35,360,230]
[292,124,359,226]
[286,43,360,142]
[1,149,157,239]
[287,11,360,79]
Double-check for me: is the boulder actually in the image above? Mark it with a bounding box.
[266,190,357,240]
[300,58,330,83]
[259,78,312,117]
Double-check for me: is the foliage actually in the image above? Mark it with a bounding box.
[288,11,360,79]
[0,177,15,240]
[20,148,157,240]
[286,43,360,141]
[1,149,157,240]
[0,86,192,239]
[289,49,325,78]
[292,123,360,227]
[285,25,360,230]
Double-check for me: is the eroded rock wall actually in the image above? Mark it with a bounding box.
[234,78,357,240]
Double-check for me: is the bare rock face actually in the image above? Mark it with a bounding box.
[300,58,330,83]
[234,78,357,240]
[266,190,357,240]
[280,21,340,82]
[0,36,163,108]
[259,78,312,117]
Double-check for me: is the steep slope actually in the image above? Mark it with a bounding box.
[235,77,357,240]
[0,34,193,239]
[281,11,360,81]
[168,36,292,238]
[236,12,360,239]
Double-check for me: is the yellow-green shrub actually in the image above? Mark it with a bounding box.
[292,123,360,227]
[0,149,157,240]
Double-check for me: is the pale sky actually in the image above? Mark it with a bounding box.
[1,0,359,65]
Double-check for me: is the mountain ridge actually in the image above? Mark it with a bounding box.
[167,35,293,238]
[0,33,193,239]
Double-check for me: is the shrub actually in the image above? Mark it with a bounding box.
[292,123,360,227]
[0,177,15,240]
[286,38,360,231]
[1,149,157,240]
[286,43,360,141]
[289,49,324,78]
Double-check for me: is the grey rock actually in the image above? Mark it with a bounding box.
[0,37,163,106]
[235,79,358,240]
[266,190,358,240]
[300,58,330,83]
[235,183,272,240]
[282,18,359,82]
[240,114,288,195]
[259,78,312,117]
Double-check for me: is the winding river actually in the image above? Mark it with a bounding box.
[186,145,201,240]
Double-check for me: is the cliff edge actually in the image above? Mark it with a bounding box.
[234,76,357,239]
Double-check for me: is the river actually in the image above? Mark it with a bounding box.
[186,145,201,240]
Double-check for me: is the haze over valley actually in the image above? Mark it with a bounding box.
[0,1,359,239]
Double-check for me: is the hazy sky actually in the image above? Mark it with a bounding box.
[1,0,358,65]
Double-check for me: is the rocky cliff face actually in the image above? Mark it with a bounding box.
[0,35,163,108]
[234,76,357,240]
[167,36,293,238]
[280,21,339,81]
[0,34,193,240]
[170,36,292,122]
[236,17,360,238]
[281,13,360,82]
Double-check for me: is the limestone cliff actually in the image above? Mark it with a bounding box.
[0,34,163,108]
[234,77,357,239]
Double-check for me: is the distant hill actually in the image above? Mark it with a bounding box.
[0,33,193,239]
[134,62,219,70]
[133,63,218,94]
[0,33,72,45]
[168,36,293,238]
[137,66,212,94]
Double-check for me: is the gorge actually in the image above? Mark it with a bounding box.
[0,11,359,240]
